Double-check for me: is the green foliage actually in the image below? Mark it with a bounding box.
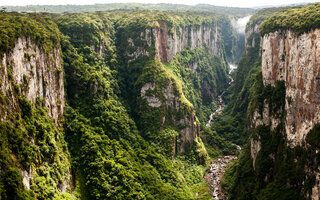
[0,12,60,58]
[220,16,245,63]
[260,3,320,35]
[202,49,262,153]
[0,168,32,200]
[0,99,73,199]
[306,124,320,148]
[56,13,117,66]
[164,47,229,124]
[148,128,179,158]
[61,23,210,199]
[223,70,315,199]
[194,137,208,165]
[246,7,295,33]
[256,182,304,200]
[201,126,237,157]
[0,8,249,199]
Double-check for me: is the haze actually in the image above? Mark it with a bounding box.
[1,0,320,7]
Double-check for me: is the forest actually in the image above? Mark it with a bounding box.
[0,2,320,200]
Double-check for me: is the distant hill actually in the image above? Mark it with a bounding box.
[2,3,255,16]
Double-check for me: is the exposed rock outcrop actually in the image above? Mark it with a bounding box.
[0,37,68,191]
[141,81,200,153]
[261,29,320,147]
[126,21,223,63]
[249,28,320,199]
[153,22,222,62]
[0,37,64,124]
[130,20,226,154]
[245,22,261,54]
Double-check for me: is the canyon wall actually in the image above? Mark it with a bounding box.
[153,22,222,62]
[0,37,64,124]
[261,29,320,147]
[258,29,320,199]
[122,19,228,154]
[125,21,223,63]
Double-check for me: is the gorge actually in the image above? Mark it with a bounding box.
[0,2,320,200]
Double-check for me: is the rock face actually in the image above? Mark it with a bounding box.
[126,22,223,63]
[128,21,225,154]
[0,37,64,124]
[0,37,67,190]
[249,29,320,199]
[245,22,261,53]
[261,29,320,147]
[153,22,222,62]
[141,81,200,154]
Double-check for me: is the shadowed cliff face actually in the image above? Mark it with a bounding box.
[126,21,223,64]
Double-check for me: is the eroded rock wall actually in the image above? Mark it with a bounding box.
[125,21,225,154]
[154,22,222,62]
[0,37,64,124]
[126,21,223,63]
[261,29,320,147]
[248,29,320,199]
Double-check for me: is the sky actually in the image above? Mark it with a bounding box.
[0,0,319,7]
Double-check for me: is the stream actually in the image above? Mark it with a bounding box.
[205,63,238,199]
[206,63,237,128]
[204,155,237,200]
[204,15,250,199]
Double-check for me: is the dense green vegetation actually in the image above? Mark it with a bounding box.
[260,3,320,35]
[0,11,228,199]
[222,74,315,199]
[200,6,295,158]
[0,98,74,199]
[59,12,214,199]
[3,3,254,16]
[5,3,319,199]
[163,47,229,124]
[0,13,74,200]
[202,27,261,155]
[0,12,60,57]
[245,7,295,33]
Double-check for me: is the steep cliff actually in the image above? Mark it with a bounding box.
[0,37,64,123]
[223,4,320,200]
[115,11,230,154]
[0,13,72,199]
[0,9,248,200]
[255,28,320,200]
[261,29,320,146]
[56,12,217,199]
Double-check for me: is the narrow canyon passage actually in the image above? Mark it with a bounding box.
[205,155,237,200]
[205,63,238,199]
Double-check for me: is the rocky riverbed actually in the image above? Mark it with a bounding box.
[205,63,239,199]
[204,155,237,200]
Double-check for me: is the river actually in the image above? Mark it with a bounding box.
[204,14,251,199]
[206,63,237,127]
[205,63,237,199]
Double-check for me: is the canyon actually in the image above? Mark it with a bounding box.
[0,3,320,200]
